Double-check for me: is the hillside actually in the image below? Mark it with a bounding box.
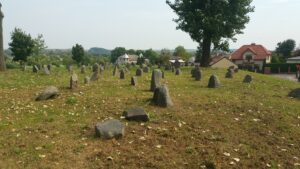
[88,47,111,55]
[0,67,300,168]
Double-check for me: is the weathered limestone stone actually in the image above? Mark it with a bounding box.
[92,63,99,72]
[122,107,149,122]
[131,76,137,86]
[208,75,220,88]
[136,68,143,76]
[113,65,118,76]
[43,65,50,75]
[84,76,90,84]
[194,69,202,81]
[35,86,59,101]
[120,69,125,79]
[70,73,78,89]
[90,71,99,81]
[175,68,181,75]
[81,65,86,74]
[152,85,173,107]
[150,69,162,92]
[243,75,253,83]
[33,65,39,73]
[95,119,125,139]
[143,66,149,73]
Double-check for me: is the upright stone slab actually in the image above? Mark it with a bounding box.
[95,119,125,139]
[143,66,149,73]
[90,71,99,81]
[208,75,220,88]
[175,68,181,75]
[243,75,253,83]
[21,65,26,71]
[113,65,119,76]
[194,69,202,81]
[100,66,104,74]
[67,65,73,73]
[131,76,137,86]
[164,65,171,71]
[0,3,6,71]
[84,76,90,84]
[234,68,239,73]
[120,69,125,79]
[33,65,39,73]
[191,66,200,78]
[122,107,149,122]
[150,69,162,92]
[225,70,234,78]
[81,65,86,74]
[43,65,50,75]
[35,86,59,101]
[136,68,143,76]
[92,63,99,72]
[47,64,52,71]
[152,85,173,107]
[70,73,78,89]
[162,71,165,79]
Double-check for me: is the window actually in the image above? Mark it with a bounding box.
[245,54,252,62]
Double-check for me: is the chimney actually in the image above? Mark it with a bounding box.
[251,43,256,45]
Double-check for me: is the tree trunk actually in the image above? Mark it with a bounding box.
[200,34,212,67]
[0,7,6,71]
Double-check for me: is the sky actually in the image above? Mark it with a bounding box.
[1,0,300,50]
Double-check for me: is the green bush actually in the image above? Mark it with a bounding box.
[264,63,298,73]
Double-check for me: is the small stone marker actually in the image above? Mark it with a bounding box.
[47,64,52,71]
[92,63,99,72]
[234,68,239,73]
[35,86,59,101]
[131,76,137,86]
[162,71,165,79]
[136,68,143,76]
[90,71,99,81]
[143,66,149,73]
[33,65,39,73]
[150,69,162,91]
[70,73,78,89]
[225,70,234,78]
[120,69,125,79]
[22,65,26,71]
[113,65,118,76]
[67,65,73,72]
[208,75,220,88]
[152,85,173,107]
[194,69,202,81]
[122,107,149,122]
[243,75,253,83]
[81,65,86,74]
[84,76,90,84]
[43,65,50,75]
[175,68,181,75]
[95,119,125,139]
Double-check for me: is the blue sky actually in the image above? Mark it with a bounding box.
[2,0,300,50]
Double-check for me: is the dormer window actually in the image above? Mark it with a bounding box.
[245,54,253,62]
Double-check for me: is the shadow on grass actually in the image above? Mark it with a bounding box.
[288,88,300,99]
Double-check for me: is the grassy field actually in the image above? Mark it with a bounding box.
[0,66,300,169]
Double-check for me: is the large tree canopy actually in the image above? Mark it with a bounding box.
[276,39,296,58]
[166,0,254,67]
[111,47,126,63]
[71,44,85,64]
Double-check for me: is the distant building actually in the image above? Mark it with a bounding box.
[169,56,185,66]
[231,43,271,71]
[287,56,300,64]
[210,55,237,69]
[116,53,140,65]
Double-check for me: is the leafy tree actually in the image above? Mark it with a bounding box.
[137,57,145,66]
[293,47,300,57]
[159,49,172,65]
[166,0,254,67]
[32,34,47,56]
[126,49,136,55]
[174,45,191,61]
[271,53,285,63]
[144,49,159,64]
[111,47,126,63]
[276,39,296,58]
[71,44,85,64]
[9,28,34,62]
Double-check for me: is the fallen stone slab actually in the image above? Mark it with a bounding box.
[35,86,59,101]
[122,107,149,122]
[95,119,125,139]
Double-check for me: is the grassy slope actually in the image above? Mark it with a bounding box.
[0,66,300,169]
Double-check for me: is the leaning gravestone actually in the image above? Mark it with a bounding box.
[92,63,99,72]
[120,69,125,79]
[194,69,202,81]
[136,68,143,76]
[122,107,149,122]
[84,76,90,84]
[113,65,118,76]
[35,86,59,101]
[90,71,99,81]
[33,65,39,73]
[70,73,78,89]
[131,76,137,86]
[150,69,162,92]
[43,65,50,75]
[95,119,125,139]
[243,75,253,83]
[225,70,234,78]
[143,66,149,73]
[81,65,86,74]
[175,68,181,75]
[208,75,220,88]
[152,85,173,107]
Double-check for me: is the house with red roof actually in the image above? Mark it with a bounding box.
[230,43,271,71]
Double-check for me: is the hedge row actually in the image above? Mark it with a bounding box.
[263,63,299,73]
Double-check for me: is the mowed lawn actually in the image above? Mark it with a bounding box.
[0,66,300,169]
